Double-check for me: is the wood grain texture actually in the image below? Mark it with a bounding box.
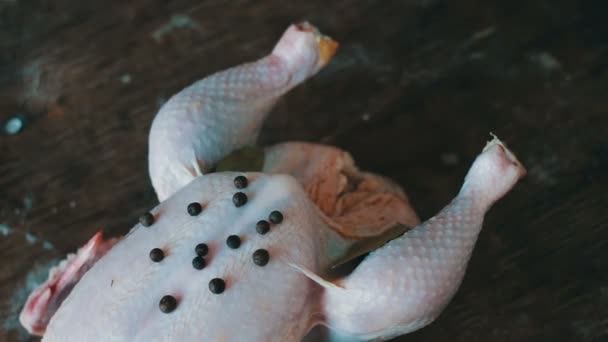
[1,0,606,341]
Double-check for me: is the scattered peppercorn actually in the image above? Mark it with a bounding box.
[159,295,177,313]
[139,212,154,227]
[252,249,270,266]
[226,235,241,249]
[232,192,248,207]
[187,202,202,216]
[195,243,209,257]
[192,256,206,270]
[233,175,248,189]
[149,248,164,262]
[209,278,226,294]
[256,220,270,235]
[269,211,283,224]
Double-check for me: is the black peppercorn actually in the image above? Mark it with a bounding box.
[233,175,248,189]
[252,249,270,266]
[209,278,226,294]
[149,248,164,262]
[226,235,241,249]
[159,295,177,313]
[195,243,209,257]
[268,211,283,224]
[192,256,206,270]
[256,220,270,235]
[232,192,248,207]
[187,202,202,216]
[139,212,154,227]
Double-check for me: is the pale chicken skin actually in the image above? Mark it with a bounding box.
[19,22,526,341]
[43,173,343,342]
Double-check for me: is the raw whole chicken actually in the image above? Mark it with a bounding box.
[19,22,526,342]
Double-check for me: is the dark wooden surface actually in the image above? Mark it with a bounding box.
[1,1,607,341]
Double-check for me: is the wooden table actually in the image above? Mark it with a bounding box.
[1,1,606,341]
